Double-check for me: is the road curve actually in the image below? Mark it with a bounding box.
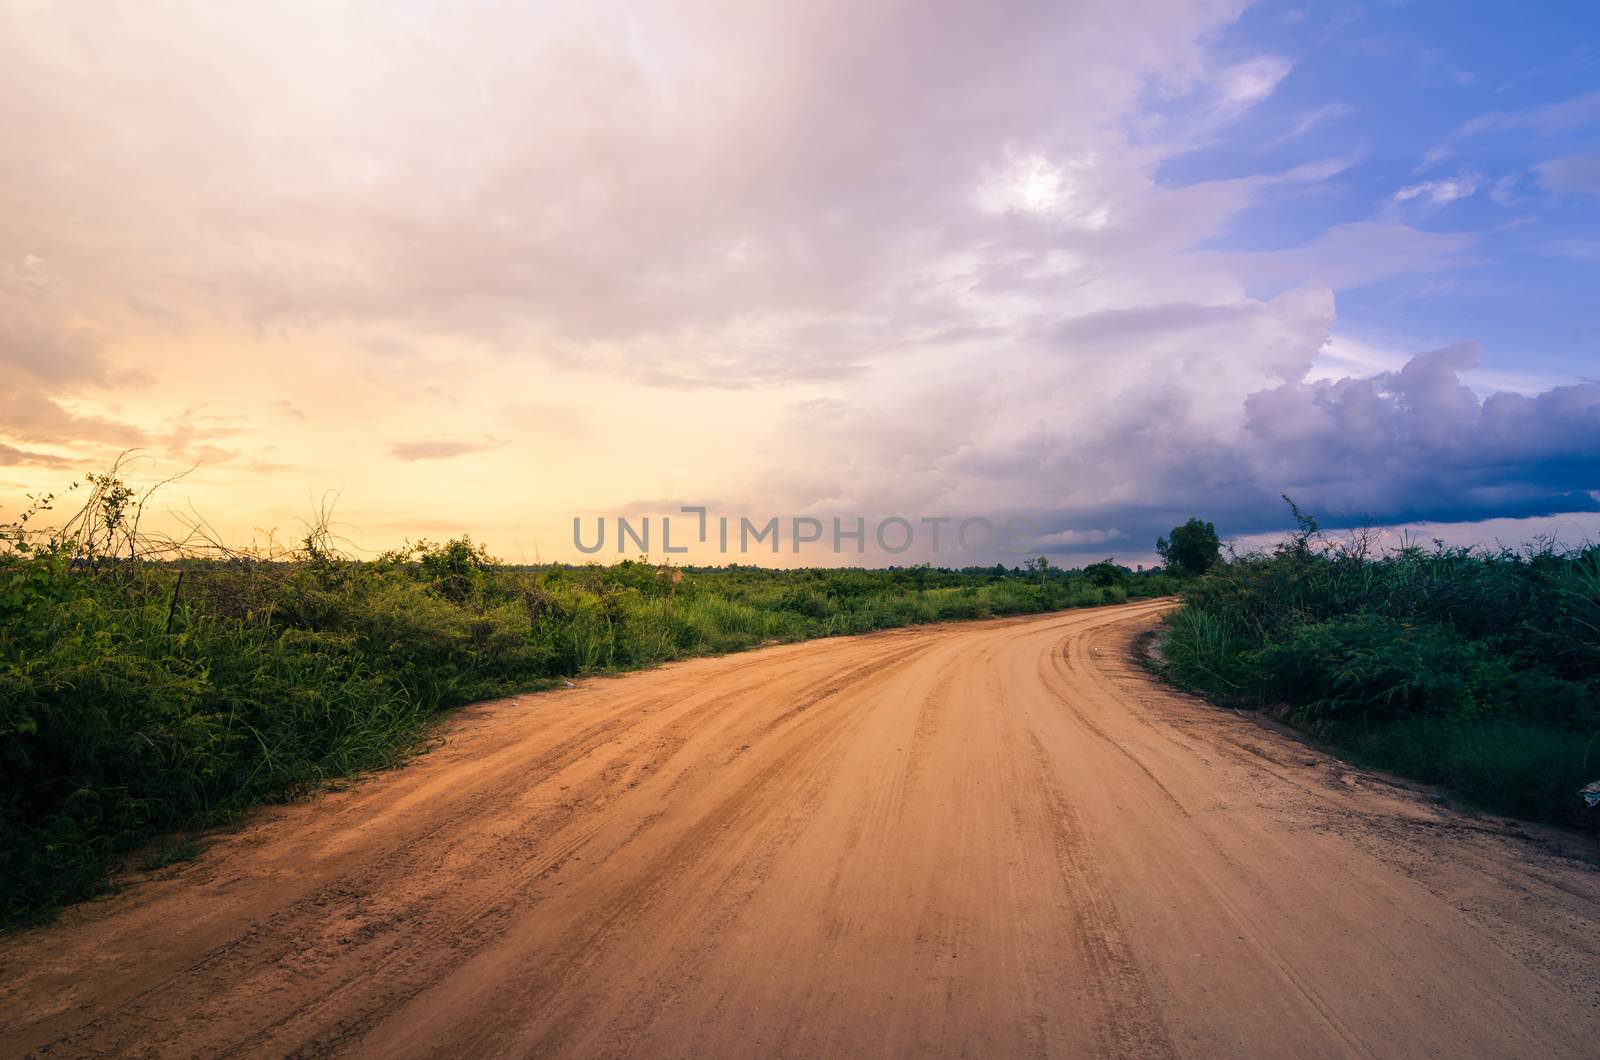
[3,600,1598,1058]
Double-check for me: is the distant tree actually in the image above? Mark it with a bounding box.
[1157,518,1221,577]
[1082,558,1129,589]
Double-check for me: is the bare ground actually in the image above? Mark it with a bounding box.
[3,599,1598,1058]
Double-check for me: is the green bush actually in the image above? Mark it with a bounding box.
[1159,514,1600,827]
[1253,614,1518,723]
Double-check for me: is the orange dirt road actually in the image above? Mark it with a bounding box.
[3,600,1599,1058]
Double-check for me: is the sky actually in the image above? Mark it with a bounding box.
[2,0,1598,566]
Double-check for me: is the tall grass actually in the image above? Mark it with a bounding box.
[0,469,1177,922]
[1159,512,1600,828]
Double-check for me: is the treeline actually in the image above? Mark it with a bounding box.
[1159,509,1600,829]
[0,474,1176,922]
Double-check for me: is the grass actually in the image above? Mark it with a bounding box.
[1157,510,1600,829]
[0,469,1179,924]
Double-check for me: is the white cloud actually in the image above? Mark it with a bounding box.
[973,152,1112,228]
[5,1,1584,561]
[1213,55,1293,114]
[1416,89,1600,174]
[1313,334,1566,397]
[1391,172,1482,210]
[1536,152,1600,195]
[1271,102,1352,146]
[1543,238,1600,261]
[1488,174,1523,206]
[1209,222,1475,294]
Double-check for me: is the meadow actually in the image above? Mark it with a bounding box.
[1159,508,1600,830]
[0,471,1175,922]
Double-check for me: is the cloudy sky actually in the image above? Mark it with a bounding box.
[3,0,1598,565]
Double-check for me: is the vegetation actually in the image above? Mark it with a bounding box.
[1157,517,1222,577]
[0,467,1178,923]
[1158,505,1600,829]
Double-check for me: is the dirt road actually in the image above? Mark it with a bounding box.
[3,600,1598,1058]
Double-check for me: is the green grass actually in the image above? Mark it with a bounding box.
[0,479,1177,924]
[1346,716,1596,823]
[1157,513,1600,828]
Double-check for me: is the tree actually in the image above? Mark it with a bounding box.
[1082,558,1129,589]
[1157,518,1221,577]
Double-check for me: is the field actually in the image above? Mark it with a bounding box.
[0,475,1176,922]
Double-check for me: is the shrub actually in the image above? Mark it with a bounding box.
[1159,513,1600,827]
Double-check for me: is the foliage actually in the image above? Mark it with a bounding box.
[1159,509,1600,826]
[1157,517,1222,577]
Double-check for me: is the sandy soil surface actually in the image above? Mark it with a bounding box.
[3,599,1598,1058]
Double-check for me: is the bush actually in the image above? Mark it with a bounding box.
[1351,716,1594,823]
[1159,515,1600,827]
[1254,614,1517,723]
